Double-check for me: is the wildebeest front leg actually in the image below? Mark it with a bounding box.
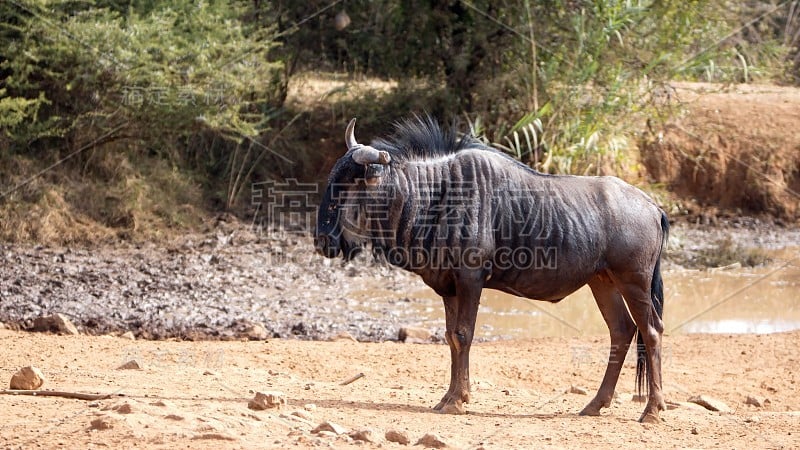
[580,277,636,416]
[433,279,481,414]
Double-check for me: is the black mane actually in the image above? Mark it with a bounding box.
[371,115,487,162]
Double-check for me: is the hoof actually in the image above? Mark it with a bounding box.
[638,412,662,424]
[579,405,602,416]
[433,394,466,415]
[579,397,609,416]
[435,402,466,415]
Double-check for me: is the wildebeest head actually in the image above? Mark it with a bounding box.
[315,118,392,260]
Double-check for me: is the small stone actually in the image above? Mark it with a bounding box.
[246,323,269,341]
[670,401,708,411]
[10,366,45,390]
[569,385,588,395]
[248,391,286,410]
[89,416,114,430]
[398,327,431,343]
[349,428,380,443]
[291,410,313,421]
[745,395,769,407]
[688,395,731,413]
[116,359,141,370]
[666,401,681,410]
[330,331,357,342]
[416,433,449,448]
[165,414,184,421]
[312,421,348,435]
[32,313,79,335]
[120,331,135,340]
[303,403,317,411]
[745,415,760,423]
[111,402,133,414]
[317,431,337,438]
[691,427,699,435]
[385,429,410,445]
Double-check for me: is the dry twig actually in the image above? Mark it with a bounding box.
[0,389,121,401]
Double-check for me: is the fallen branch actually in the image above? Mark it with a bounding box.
[339,372,365,386]
[0,389,121,401]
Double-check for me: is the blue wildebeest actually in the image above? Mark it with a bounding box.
[315,116,669,423]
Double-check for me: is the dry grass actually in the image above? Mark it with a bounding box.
[0,148,205,245]
[667,235,772,269]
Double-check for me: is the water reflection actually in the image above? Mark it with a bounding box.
[349,248,800,338]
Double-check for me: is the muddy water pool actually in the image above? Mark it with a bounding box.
[348,249,800,339]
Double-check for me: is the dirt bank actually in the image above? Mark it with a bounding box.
[1,329,797,449]
[642,82,800,221]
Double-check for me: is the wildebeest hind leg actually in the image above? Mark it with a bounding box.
[434,280,481,414]
[580,276,636,416]
[618,277,665,423]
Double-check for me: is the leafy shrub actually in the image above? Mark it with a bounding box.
[0,0,284,199]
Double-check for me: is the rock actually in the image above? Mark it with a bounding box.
[116,359,141,370]
[745,395,769,407]
[385,429,410,445]
[32,313,79,335]
[398,326,432,343]
[9,366,45,390]
[416,433,449,448]
[248,391,286,410]
[120,331,135,340]
[691,427,699,435]
[281,412,312,425]
[291,410,313,421]
[303,403,317,411]
[569,385,588,395]
[673,401,710,411]
[349,428,380,443]
[246,323,269,341]
[312,421,348,435]
[89,416,114,430]
[688,395,731,413]
[316,430,337,439]
[330,331,357,342]
[110,402,134,414]
[745,415,760,423]
[165,414,184,421]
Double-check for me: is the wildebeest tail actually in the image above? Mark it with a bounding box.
[636,210,668,397]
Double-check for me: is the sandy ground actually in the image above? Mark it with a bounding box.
[1,328,798,449]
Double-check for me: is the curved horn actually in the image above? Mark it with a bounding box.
[346,117,391,165]
[345,118,358,151]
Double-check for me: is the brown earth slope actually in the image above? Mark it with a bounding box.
[642,82,800,221]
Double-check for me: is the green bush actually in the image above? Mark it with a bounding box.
[0,0,284,205]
